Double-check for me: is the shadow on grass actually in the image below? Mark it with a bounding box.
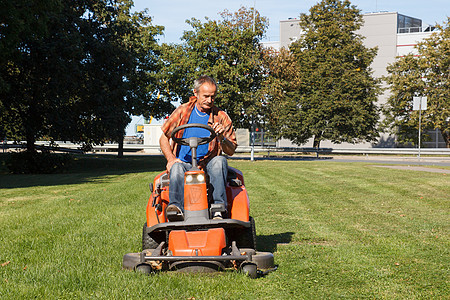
[0,154,166,189]
[257,232,295,253]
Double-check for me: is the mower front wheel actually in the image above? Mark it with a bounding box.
[135,263,153,275]
[241,262,258,279]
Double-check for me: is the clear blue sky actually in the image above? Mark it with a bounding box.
[132,0,449,44]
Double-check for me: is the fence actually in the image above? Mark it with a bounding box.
[2,141,449,156]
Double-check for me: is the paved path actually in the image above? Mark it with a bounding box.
[372,165,448,173]
[230,154,450,167]
[329,155,450,167]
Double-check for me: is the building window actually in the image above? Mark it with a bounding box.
[398,14,422,33]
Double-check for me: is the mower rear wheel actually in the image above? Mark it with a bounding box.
[170,261,223,273]
[142,222,159,250]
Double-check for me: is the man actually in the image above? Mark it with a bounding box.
[159,75,237,221]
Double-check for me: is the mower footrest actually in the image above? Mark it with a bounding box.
[166,210,184,222]
[210,203,226,217]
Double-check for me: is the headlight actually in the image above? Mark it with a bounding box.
[197,174,205,182]
[186,175,193,183]
[185,173,205,184]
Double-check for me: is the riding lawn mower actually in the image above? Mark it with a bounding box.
[122,124,276,278]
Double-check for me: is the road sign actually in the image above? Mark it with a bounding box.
[413,96,427,111]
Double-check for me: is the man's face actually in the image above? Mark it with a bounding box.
[194,82,216,113]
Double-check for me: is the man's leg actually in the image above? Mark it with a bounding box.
[205,156,228,212]
[168,161,191,212]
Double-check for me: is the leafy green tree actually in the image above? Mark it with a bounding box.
[266,0,380,149]
[0,0,56,93]
[158,7,269,128]
[383,18,450,148]
[260,47,302,140]
[0,0,168,157]
[73,0,168,157]
[0,0,89,152]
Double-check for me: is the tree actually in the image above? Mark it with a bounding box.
[158,7,269,128]
[260,47,302,140]
[266,0,381,149]
[0,0,89,152]
[73,0,169,157]
[383,18,450,148]
[0,0,168,157]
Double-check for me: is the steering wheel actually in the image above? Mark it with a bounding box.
[171,123,216,146]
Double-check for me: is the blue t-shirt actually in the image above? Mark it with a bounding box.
[177,105,211,163]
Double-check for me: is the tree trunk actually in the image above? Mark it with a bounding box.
[313,134,322,158]
[26,130,36,153]
[117,135,124,158]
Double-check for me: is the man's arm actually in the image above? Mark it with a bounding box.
[219,136,236,156]
[159,133,181,173]
[211,122,237,156]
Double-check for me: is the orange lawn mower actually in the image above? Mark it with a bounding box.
[122,123,276,278]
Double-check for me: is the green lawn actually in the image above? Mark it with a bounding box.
[0,154,448,299]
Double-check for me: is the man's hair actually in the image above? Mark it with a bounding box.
[193,75,217,92]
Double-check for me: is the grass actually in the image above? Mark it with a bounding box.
[0,154,448,299]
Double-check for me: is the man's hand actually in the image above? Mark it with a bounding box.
[210,122,236,156]
[211,122,225,139]
[166,158,182,174]
[160,133,182,174]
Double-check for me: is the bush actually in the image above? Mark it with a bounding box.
[6,151,73,174]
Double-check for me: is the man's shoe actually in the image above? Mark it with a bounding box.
[213,212,223,220]
[166,204,184,222]
[210,203,226,219]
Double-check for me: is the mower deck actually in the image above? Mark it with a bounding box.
[123,241,275,277]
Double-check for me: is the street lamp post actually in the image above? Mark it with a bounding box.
[251,0,256,161]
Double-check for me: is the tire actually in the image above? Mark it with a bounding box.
[142,222,159,250]
[235,216,257,249]
[241,262,258,279]
[135,263,153,274]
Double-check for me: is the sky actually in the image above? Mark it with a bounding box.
[132,0,449,44]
